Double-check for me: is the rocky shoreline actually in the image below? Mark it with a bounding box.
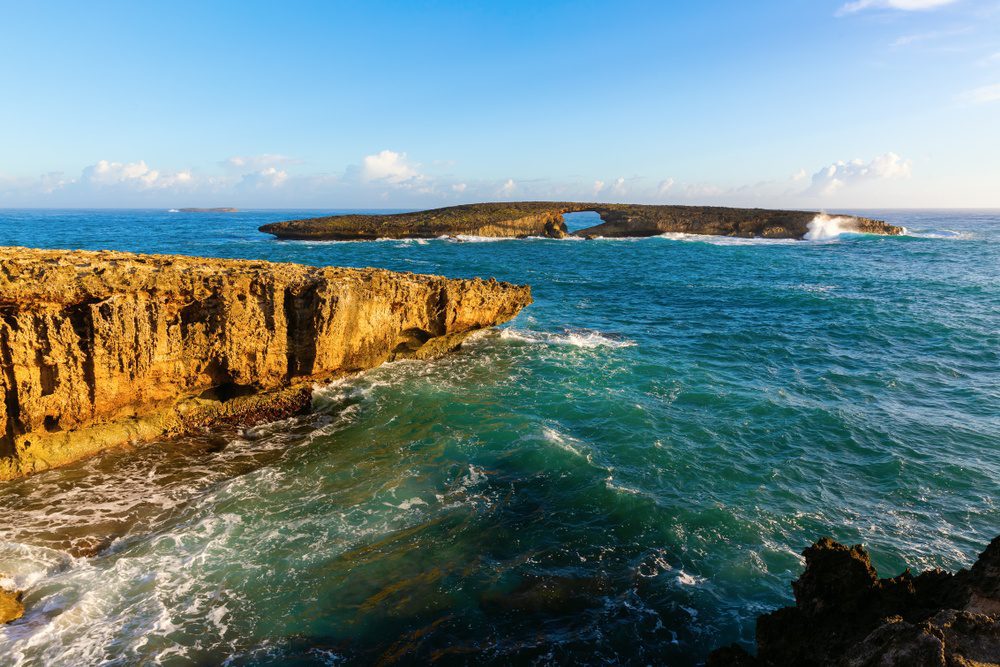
[0,247,530,481]
[258,202,904,241]
[709,536,1000,666]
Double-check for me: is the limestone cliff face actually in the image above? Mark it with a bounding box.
[259,202,904,241]
[0,247,531,480]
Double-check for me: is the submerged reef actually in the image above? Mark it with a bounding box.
[0,247,531,480]
[258,202,904,241]
[708,536,1000,666]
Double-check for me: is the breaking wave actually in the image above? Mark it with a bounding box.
[804,214,855,240]
[499,328,636,349]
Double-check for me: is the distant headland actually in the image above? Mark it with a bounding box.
[258,202,904,241]
[178,207,238,213]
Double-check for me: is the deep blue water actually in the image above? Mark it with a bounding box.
[0,208,997,665]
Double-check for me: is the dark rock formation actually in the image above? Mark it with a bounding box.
[708,536,1000,666]
[260,203,572,240]
[258,202,904,241]
[0,247,531,480]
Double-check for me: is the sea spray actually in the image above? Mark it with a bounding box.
[805,213,855,240]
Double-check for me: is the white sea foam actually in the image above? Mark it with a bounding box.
[385,497,428,511]
[449,234,509,243]
[804,213,855,240]
[605,475,645,496]
[500,328,636,349]
[656,232,799,246]
[541,426,590,460]
[905,229,974,240]
[675,570,706,586]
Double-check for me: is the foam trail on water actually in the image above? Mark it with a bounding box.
[500,328,636,349]
[805,214,854,240]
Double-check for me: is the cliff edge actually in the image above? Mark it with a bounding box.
[0,247,531,480]
[708,536,1000,666]
[258,202,904,241]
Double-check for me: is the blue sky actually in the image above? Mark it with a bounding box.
[1,0,998,208]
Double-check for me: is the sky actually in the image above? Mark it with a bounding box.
[0,0,998,209]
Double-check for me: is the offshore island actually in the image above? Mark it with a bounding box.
[258,202,904,241]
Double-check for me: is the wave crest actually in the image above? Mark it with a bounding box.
[804,214,855,240]
[499,328,636,349]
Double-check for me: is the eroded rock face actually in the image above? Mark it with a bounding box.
[258,202,904,241]
[0,587,23,624]
[0,247,532,480]
[575,205,901,239]
[708,536,1000,666]
[259,203,572,240]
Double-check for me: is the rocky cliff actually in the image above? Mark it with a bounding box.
[708,536,1000,666]
[0,247,531,480]
[259,203,571,240]
[572,205,901,239]
[258,202,904,241]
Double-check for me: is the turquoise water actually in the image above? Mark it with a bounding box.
[0,209,997,665]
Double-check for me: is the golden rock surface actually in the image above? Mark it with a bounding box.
[0,247,531,479]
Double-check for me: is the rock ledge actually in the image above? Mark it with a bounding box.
[0,247,531,479]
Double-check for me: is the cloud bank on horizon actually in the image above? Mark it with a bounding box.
[0,0,997,208]
[0,150,917,209]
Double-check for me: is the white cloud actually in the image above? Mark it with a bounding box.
[224,154,295,169]
[890,26,971,47]
[361,150,421,184]
[0,149,942,208]
[837,0,958,15]
[611,177,627,196]
[238,166,288,189]
[81,160,193,189]
[958,82,1000,104]
[806,152,911,196]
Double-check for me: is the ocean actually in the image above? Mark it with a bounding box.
[0,208,997,665]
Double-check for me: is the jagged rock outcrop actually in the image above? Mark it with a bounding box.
[258,202,904,241]
[0,586,23,624]
[708,536,1000,666]
[0,247,531,480]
